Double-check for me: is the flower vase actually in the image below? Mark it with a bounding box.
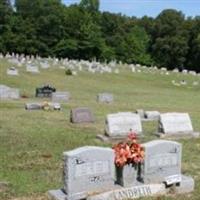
[116,164,138,187]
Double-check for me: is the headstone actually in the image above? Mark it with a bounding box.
[144,111,160,121]
[63,146,115,200]
[7,67,19,76]
[0,85,20,100]
[158,113,199,137]
[97,93,113,103]
[25,103,42,110]
[142,140,182,185]
[70,107,95,123]
[52,91,70,103]
[35,85,56,98]
[26,65,39,73]
[105,112,142,138]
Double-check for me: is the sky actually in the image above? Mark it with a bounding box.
[62,0,200,18]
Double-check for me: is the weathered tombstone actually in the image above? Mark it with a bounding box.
[52,91,70,103]
[157,113,199,138]
[48,146,115,200]
[97,93,113,103]
[70,107,95,123]
[142,140,182,185]
[105,112,142,138]
[144,111,160,121]
[35,85,56,98]
[0,85,20,100]
[7,67,19,76]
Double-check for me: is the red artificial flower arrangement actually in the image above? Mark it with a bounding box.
[113,131,145,167]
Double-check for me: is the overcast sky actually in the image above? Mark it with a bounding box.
[63,0,200,18]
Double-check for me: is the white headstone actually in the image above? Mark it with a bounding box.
[158,113,193,135]
[105,112,142,137]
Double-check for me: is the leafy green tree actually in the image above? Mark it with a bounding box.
[152,9,189,69]
[79,0,99,12]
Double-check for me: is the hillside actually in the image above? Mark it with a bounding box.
[0,58,200,200]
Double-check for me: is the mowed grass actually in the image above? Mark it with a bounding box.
[0,59,200,200]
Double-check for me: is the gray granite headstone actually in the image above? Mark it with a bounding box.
[97,93,113,103]
[63,146,115,200]
[52,91,70,103]
[105,112,142,137]
[142,140,182,185]
[70,107,95,123]
[158,113,194,136]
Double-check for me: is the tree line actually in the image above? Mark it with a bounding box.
[0,0,200,72]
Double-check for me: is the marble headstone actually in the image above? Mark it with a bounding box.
[70,107,95,123]
[63,146,115,200]
[105,112,142,137]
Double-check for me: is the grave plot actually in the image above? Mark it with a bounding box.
[48,139,195,200]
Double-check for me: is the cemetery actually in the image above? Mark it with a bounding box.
[0,54,199,200]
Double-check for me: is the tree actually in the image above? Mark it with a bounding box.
[152,9,189,69]
[79,0,99,12]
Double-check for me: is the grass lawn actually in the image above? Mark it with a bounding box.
[0,59,200,200]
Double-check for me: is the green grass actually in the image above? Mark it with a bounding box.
[0,59,200,199]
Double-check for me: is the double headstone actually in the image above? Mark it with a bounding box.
[70,107,95,123]
[158,113,199,138]
[105,112,142,138]
[48,140,195,200]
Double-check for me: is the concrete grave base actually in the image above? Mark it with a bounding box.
[175,175,195,194]
[156,132,200,139]
[48,189,66,200]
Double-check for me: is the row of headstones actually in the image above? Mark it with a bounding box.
[48,139,194,200]
[25,104,199,139]
[69,108,199,139]
[3,53,200,76]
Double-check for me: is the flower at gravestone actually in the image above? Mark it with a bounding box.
[42,101,50,111]
[113,131,144,167]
